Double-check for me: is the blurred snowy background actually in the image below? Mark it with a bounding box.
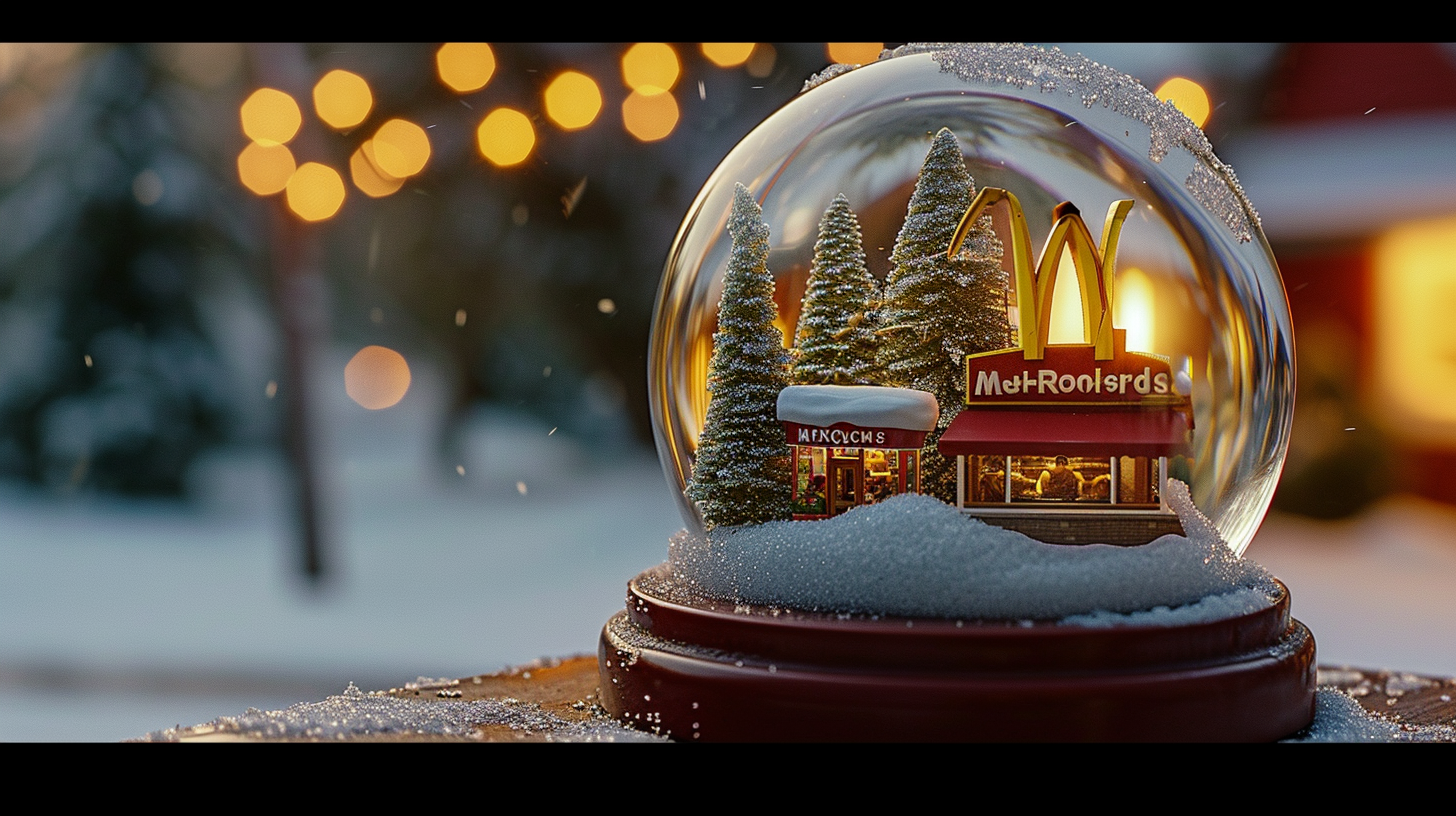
[3,43,1456,742]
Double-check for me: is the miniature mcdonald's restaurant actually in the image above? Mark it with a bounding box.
[936,189,1194,546]
[777,385,939,519]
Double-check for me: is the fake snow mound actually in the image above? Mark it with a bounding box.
[669,480,1280,622]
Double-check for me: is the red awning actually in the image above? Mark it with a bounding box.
[938,407,1192,458]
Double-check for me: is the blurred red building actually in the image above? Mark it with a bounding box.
[1221,43,1456,514]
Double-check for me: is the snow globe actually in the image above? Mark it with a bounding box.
[599,44,1314,741]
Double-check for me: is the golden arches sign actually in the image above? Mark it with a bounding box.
[948,187,1134,362]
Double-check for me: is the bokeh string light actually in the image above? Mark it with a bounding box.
[371,118,431,179]
[1155,76,1212,129]
[620,43,680,93]
[701,43,755,68]
[476,107,535,167]
[435,42,495,93]
[236,42,801,209]
[544,70,603,130]
[826,43,884,65]
[312,69,373,130]
[240,87,301,146]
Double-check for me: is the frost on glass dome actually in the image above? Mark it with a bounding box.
[649,43,1293,557]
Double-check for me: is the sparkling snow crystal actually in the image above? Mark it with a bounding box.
[133,682,664,743]
[668,479,1281,622]
[800,43,1262,245]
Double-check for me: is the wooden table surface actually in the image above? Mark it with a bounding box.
[157,655,1456,742]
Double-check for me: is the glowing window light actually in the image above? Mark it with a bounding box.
[1373,214,1456,441]
[700,43,754,67]
[1114,266,1156,352]
[621,43,679,92]
[345,345,412,410]
[476,107,536,167]
[240,87,302,146]
[621,88,678,142]
[350,141,404,198]
[1047,247,1085,345]
[1155,76,1211,129]
[285,162,345,222]
[436,42,496,93]
[826,43,883,65]
[544,70,602,130]
[371,118,431,178]
[237,141,296,196]
[313,69,373,130]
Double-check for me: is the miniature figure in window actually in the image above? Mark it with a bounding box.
[804,474,827,513]
[1036,455,1084,500]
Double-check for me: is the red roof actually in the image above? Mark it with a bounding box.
[938,407,1192,458]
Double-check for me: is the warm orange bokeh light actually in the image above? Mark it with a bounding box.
[700,43,755,67]
[621,43,679,92]
[544,70,602,130]
[350,141,405,198]
[1047,248,1085,345]
[240,87,302,146]
[236,141,296,196]
[436,42,496,93]
[1373,214,1456,441]
[1114,266,1156,353]
[313,69,373,130]
[372,118,431,178]
[621,88,678,142]
[344,345,412,410]
[826,43,883,65]
[285,161,345,222]
[1155,76,1211,129]
[476,107,535,167]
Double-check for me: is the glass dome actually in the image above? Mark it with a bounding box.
[649,44,1293,556]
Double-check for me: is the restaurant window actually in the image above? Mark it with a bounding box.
[965,453,1172,508]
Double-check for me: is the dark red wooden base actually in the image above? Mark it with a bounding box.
[598,565,1317,741]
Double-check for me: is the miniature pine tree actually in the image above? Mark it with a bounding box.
[878,128,1013,503]
[791,194,884,386]
[685,183,792,528]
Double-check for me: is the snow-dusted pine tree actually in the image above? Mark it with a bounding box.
[685,184,792,528]
[878,128,1012,503]
[791,194,884,386]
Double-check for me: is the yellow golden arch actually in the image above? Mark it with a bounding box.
[947,187,1134,362]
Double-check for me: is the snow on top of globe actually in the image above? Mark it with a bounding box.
[667,479,1281,622]
[802,43,1260,244]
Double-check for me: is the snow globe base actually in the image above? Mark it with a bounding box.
[598,565,1316,742]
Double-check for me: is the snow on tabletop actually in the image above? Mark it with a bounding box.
[668,479,1282,623]
[776,385,938,432]
[129,680,1452,743]
[1286,689,1456,743]
[133,682,665,743]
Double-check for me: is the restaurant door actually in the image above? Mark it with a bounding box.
[830,457,863,517]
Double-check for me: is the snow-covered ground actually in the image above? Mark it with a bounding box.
[3,356,1455,742]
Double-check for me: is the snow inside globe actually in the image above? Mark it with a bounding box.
[649,43,1293,563]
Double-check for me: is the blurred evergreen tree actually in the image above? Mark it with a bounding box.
[0,44,254,495]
